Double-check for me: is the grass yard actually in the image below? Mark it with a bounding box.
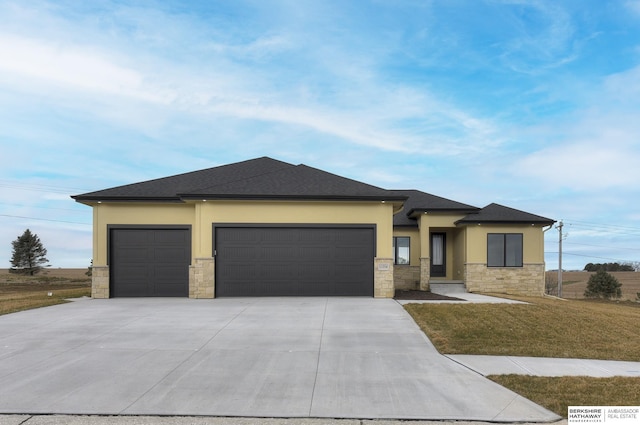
[488,375,640,417]
[404,296,640,417]
[546,271,640,300]
[404,296,640,360]
[0,268,91,316]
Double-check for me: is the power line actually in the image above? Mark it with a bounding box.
[566,220,640,235]
[565,241,640,252]
[0,180,90,194]
[568,219,640,231]
[0,214,91,225]
[0,202,86,213]
[546,251,637,263]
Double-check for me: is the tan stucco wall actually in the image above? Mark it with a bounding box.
[418,213,467,228]
[464,224,546,264]
[200,200,394,258]
[91,200,394,265]
[89,199,396,298]
[452,229,466,280]
[392,228,420,290]
[392,228,420,265]
[413,213,467,281]
[92,203,196,266]
[463,224,547,296]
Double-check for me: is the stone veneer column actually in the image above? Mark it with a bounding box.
[91,266,109,299]
[374,258,394,298]
[189,257,215,298]
[419,257,430,291]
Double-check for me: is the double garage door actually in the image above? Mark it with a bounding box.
[215,226,374,297]
[110,226,374,297]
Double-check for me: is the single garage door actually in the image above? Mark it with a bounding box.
[215,226,374,297]
[110,227,191,297]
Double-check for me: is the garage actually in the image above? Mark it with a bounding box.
[215,226,374,297]
[109,227,191,297]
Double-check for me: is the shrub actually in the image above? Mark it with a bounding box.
[584,270,622,299]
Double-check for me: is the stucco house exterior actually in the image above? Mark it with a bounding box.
[72,157,555,299]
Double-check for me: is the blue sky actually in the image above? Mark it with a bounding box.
[1,0,640,271]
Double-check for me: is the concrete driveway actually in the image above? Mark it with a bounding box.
[0,298,559,422]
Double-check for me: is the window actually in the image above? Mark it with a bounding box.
[487,233,523,267]
[393,237,410,265]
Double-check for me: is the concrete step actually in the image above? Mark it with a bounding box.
[430,281,467,295]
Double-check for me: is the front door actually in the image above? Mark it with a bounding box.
[430,232,446,277]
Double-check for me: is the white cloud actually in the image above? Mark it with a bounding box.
[0,34,148,98]
[626,0,640,15]
[513,137,639,190]
[496,0,578,73]
[0,32,501,159]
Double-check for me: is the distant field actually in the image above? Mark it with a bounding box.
[546,271,640,300]
[0,268,91,315]
[0,268,89,280]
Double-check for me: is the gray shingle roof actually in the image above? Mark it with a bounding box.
[455,203,555,225]
[72,157,406,202]
[183,164,403,200]
[72,158,555,226]
[392,190,479,226]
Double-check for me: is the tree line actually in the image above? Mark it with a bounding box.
[583,262,638,272]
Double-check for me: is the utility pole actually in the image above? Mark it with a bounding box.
[557,220,563,298]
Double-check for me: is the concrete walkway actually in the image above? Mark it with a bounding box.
[395,289,640,380]
[395,292,527,304]
[0,297,558,422]
[396,289,640,377]
[448,355,640,377]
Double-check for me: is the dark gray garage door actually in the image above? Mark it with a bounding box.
[215,226,374,297]
[110,228,191,297]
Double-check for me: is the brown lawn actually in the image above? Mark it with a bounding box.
[546,271,640,300]
[0,268,91,315]
[405,295,640,361]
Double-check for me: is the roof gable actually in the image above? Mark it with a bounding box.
[456,203,555,225]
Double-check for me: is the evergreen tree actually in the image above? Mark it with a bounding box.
[584,270,622,299]
[10,229,49,275]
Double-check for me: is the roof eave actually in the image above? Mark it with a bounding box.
[71,196,184,204]
[179,194,409,202]
[455,219,556,226]
[407,207,480,217]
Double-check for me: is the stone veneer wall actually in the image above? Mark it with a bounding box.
[92,266,109,299]
[374,258,394,298]
[465,263,546,296]
[393,265,420,290]
[189,257,215,298]
[419,257,430,291]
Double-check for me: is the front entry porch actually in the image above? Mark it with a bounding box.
[429,280,466,295]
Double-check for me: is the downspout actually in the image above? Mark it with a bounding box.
[542,223,555,297]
